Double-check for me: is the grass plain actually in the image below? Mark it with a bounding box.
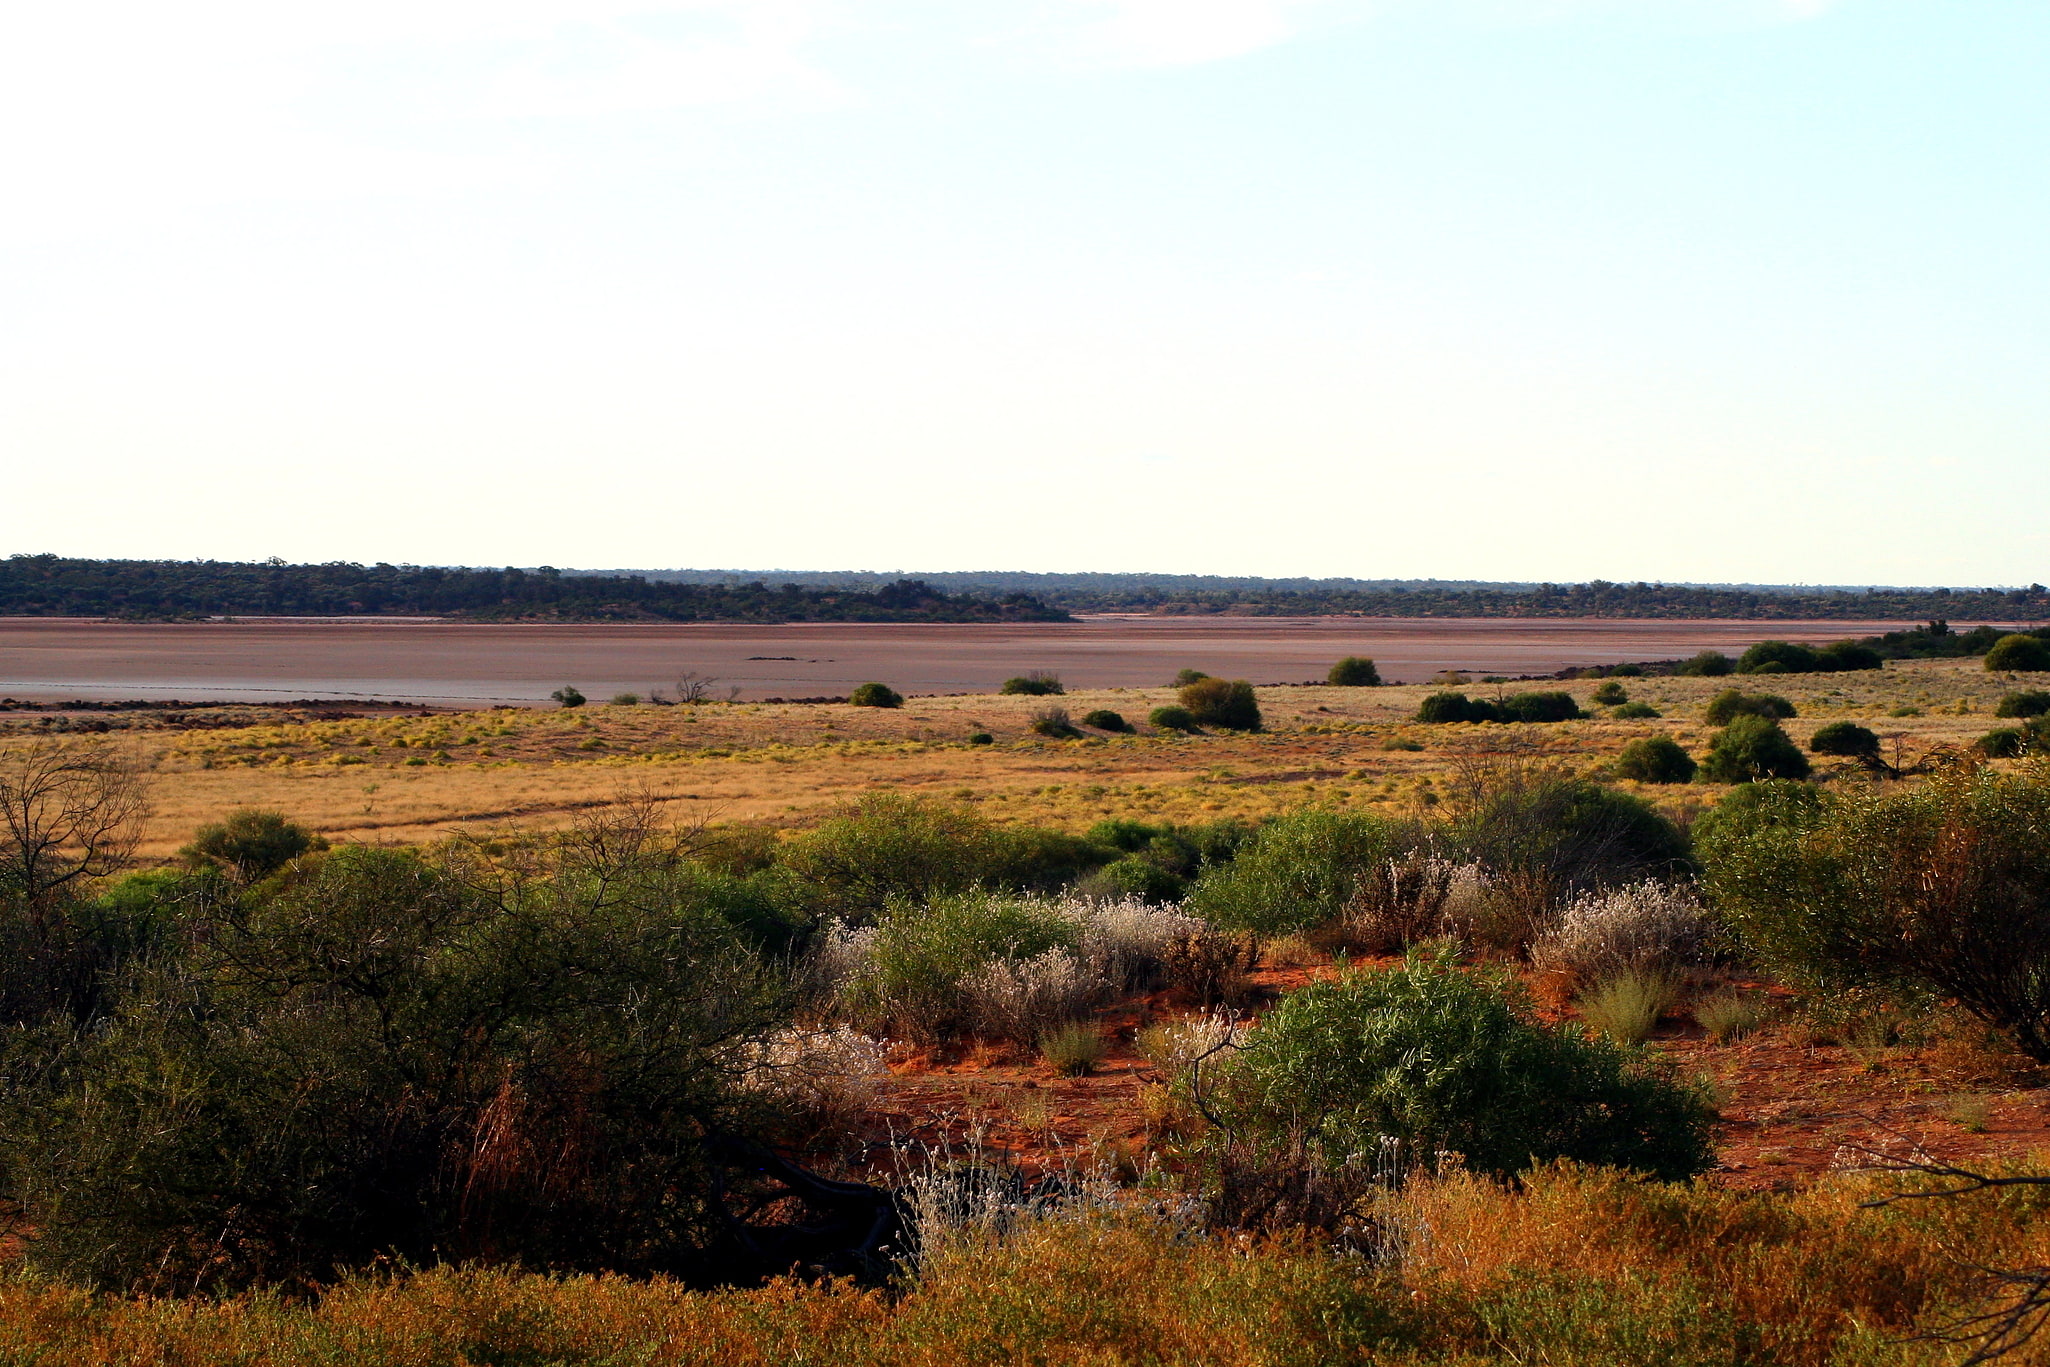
[5,655,2016,860]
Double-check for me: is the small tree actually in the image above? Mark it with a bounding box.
[1326,656,1380,687]
[1614,736,1696,784]
[1703,689,1797,725]
[1591,681,1628,707]
[849,682,903,709]
[1678,650,1734,677]
[1986,634,2050,672]
[0,741,149,926]
[1701,715,1811,782]
[550,685,587,708]
[1179,678,1261,731]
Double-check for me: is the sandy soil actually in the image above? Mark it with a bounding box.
[0,615,1944,704]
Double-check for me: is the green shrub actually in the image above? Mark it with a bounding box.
[1614,736,1696,784]
[1446,762,1689,892]
[781,795,1003,921]
[1701,715,1811,783]
[1611,701,1661,719]
[0,843,788,1291]
[1591,681,1628,707]
[834,891,1080,1040]
[609,692,641,706]
[1077,855,1186,904]
[1000,673,1065,696]
[1703,689,1797,724]
[550,685,586,708]
[967,731,994,745]
[1995,690,2050,719]
[1701,764,2050,1060]
[1808,721,1881,760]
[178,809,327,881]
[1215,953,1715,1180]
[1986,634,2050,671]
[850,682,904,708]
[1080,709,1132,733]
[1817,641,1884,672]
[1028,706,1082,739]
[1173,668,1212,686]
[1178,678,1261,731]
[1694,991,1770,1043]
[1738,641,1819,674]
[1148,705,1199,733]
[1417,691,1492,724]
[1187,809,1407,936]
[1327,656,1381,687]
[1038,1022,1106,1076]
[1498,691,1583,723]
[1689,779,1826,856]
[1677,651,1733,677]
[1977,723,2046,758]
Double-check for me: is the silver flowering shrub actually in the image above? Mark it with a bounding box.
[1528,880,1711,986]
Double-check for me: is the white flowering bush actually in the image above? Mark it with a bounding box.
[964,949,1111,1044]
[1529,881,1711,986]
[741,1025,891,1132]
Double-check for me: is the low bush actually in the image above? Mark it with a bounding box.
[1738,640,1819,674]
[1161,928,1262,1006]
[1327,656,1381,686]
[1037,1022,1106,1075]
[850,682,903,708]
[1574,969,1677,1045]
[1497,691,1583,723]
[1995,690,2050,719]
[1694,990,1770,1042]
[1187,809,1409,936]
[1808,720,1881,760]
[1079,708,1131,732]
[1076,854,1183,903]
[741,1025,890,1137]
[1703,689,1798,724]
[1417,690,1487,723]
[1214,953,1716,1180]
[1978,722,2047,757]
[1445,760,1690,894]
[1178,677,1261,731]
[1702,762,2050,1060]
[1614,735,1695,783]
[1000,672,1064,696]
[1701,715,1811,782]
[1172,668,1211,686]
[1147,705,1199,732]
[1610,701,1661,719]
[1072,898,1206,990]
[550,685,586,707]
[1986,633,2050,671]
[827,892,1081,1041]
[1529,881,1712,988]
[965,949,1109,1044]
[1678,650,1734,676]
[780,794,1004,922]
[1591,681,1628,706]
[1817,641,1884,671]
[178,809,326,881]
[966,731,994,745]
[608,691,640,705]
[1027,706,1081,739]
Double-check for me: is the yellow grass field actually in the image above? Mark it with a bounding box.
[3,657,2027,860]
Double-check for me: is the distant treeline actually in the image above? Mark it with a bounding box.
[599,569,2050,621]
[0,557,1069,624]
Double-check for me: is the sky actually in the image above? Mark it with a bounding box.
[2,0,2044,585]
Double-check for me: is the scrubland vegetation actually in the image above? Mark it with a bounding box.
[6,642,2050,1361]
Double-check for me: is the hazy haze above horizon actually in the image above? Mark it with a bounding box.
[3,2,2043,585]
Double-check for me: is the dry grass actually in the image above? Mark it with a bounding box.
[2,658,2011,860]
[7,1163,2050,1364]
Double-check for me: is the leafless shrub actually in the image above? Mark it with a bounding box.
[742,1025,890,1134]
[1163,929,1261,1007]
[1529,881,1712,988]
[0,740,149,925]
[965,950,1110,1044]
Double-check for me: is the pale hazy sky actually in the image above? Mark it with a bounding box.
[3,1,2044,584]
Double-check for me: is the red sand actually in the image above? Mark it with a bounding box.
[0,615,1935,705]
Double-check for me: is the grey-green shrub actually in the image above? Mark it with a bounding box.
[1701,715,1811,782]
[850,682,904,708]
[178,809,326,881]
[1179,678,1261,731]
[1614,736,1694,784]
[1529,882,1711,987]
[1327,656,1381,687]
[1213,953,1715,1180]
[1187,810,1407,936]
[828,892,1080,1041]
[1703,689,1797,725]
[1149,705,1199,733]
